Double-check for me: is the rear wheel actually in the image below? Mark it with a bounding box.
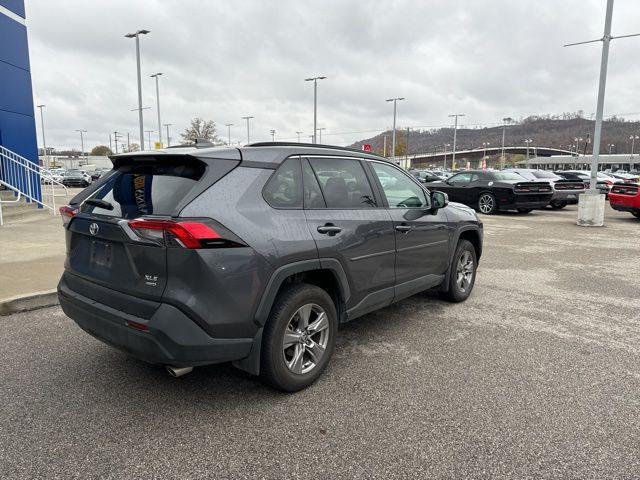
[442,239,477,302]
[260,283,337,392]
[517,208,532,214]
[550,201,567,210]
[478,193,497,215]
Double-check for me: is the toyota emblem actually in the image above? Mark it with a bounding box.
[89,223,99,236]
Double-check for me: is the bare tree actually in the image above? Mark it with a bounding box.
[180,118,221,143]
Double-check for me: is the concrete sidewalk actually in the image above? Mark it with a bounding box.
[0,214,65,313]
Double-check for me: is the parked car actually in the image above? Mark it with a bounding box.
[504,168,584,209]
[61,169,90,188]
[411,169,443,183]
[91,168,110,180]
[57,143,483,391]
[554,171,611,196]
[607,171,639,184]
[608,183,640,218]
[428,170,553,214]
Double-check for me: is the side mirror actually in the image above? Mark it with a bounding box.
[431,191,449,210]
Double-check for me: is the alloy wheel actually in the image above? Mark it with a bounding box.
[456,250,474,292]
[478,194,495,214]
[282,303,330,375]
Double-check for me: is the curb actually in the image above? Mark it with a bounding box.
[0,290,59,316]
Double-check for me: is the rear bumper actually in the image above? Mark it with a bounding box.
[499,199,551,211]
[552,191,582,204]
[58,277,253,367]
[609,202,640,214]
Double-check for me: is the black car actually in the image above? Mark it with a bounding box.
[411,169,443,183]
[554,171,610,196]
[429,170,553,214]
[61,169,90,188]
[57,143,483,391]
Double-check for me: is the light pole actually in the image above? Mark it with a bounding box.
[270,129,276,141]
[225,124,233,145]
[443,143,450,169]
[36,104,47,164]
[125,29,150,150]
[524,138,533,162]
[296,131,303,143]
[75,129,87,164]
[501,117,512,169]
[631,135,639,170]
[127,132,130,152]
[386,97,405,162]
[150,72,163,145]
[608,143,615,154]
[448,113,465,170]
[482,142,490,159]
[113,131,121,154]
[145,130,153,147]
[305,76,326,143]
[317,127,325,144]
[241,116,254,144]
[574,137,583,155]
[163,124,172,146]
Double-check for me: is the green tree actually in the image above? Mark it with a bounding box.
[90,145,112,156]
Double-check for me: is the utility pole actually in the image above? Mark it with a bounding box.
[386,98,404,163]
[524,138,533,162]
[317,127,325,144]
[270,129,276,141]
[241,116,254,144]
[75,129,87,164]
[36,105,47,164]
[145,130,153,148]
[305,76,327,143]
[448,113,465,170]
[225,124,233,145]
[113,131,120,154]
[125,29,150,150]
[296,131,303,143]
[163,124,172,146]
[150,73,163,145]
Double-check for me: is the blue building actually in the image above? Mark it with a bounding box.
[0,0,40,201]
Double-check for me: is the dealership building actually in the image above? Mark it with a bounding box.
[0,0,40,201]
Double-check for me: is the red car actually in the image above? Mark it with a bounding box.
[609,184,640,218]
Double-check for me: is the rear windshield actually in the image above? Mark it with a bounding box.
[532,170,559,180]
[491,172,523,181]
[80,161,205,218]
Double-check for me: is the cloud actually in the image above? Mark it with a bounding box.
[25,0,640,151]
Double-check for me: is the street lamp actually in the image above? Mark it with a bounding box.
[630,135,639,171]
[574,137,583,155]
[443,143,450,169]
[270,129,276,141]
[125,29,150,150]
[145,130,153,147]
[75,129,87,164]
[386,97,405,162]
[482,142,490,159]
[448,113,465,170]
[241,116,254,144]
[608,143,615,154]
[317,127,326,144]
[296,131,303,143]
[150,72,163,145]
[501,117,512,169]
[524,138,533,162]
[305,76,327,143]
[36,104,47,164]
[113,131,122,154]
[163,124,172,146]
[225,124,233,145]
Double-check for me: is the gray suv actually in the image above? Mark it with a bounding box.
[57,143,483,391]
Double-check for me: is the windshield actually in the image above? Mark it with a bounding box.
[492,172,524,181]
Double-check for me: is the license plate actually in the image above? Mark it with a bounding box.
[90,241,112,268]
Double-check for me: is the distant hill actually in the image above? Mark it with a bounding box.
[350,114,640,157]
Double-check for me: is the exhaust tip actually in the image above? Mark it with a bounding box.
[165,365,193,378]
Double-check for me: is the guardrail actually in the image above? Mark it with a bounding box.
[0,146,68,226]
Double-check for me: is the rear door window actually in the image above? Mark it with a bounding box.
[308,157,376,208]
[80,160,205,218]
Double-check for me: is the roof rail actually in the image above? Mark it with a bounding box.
[246,141,388,160]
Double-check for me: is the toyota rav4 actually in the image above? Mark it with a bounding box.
[57,143,483,391]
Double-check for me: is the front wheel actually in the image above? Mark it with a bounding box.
[442,239,477,303]
[478,193,497,215]
[260,284,337,392]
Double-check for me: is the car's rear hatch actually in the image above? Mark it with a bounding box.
[61,151,241,316]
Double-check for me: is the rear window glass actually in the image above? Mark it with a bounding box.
[491,172,523,181]
[81,161,205,218]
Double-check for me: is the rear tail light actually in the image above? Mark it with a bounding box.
[127,218,242,249]
[59,205,78,226]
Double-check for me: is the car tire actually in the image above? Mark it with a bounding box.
[550,201,567,210]
[478,193,497,215]
[260,283,337,392]
[517,208,533,213]
[442,239,477,303]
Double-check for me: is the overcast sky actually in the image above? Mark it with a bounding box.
[25,0,640,151]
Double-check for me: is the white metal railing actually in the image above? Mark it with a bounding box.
[0,145,68,226]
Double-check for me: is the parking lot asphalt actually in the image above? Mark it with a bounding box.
[1,205,639,479]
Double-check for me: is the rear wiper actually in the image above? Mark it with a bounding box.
[84,198,114,210]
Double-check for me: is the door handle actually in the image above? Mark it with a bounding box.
[317,224,342,236]
[395,224,412,233]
